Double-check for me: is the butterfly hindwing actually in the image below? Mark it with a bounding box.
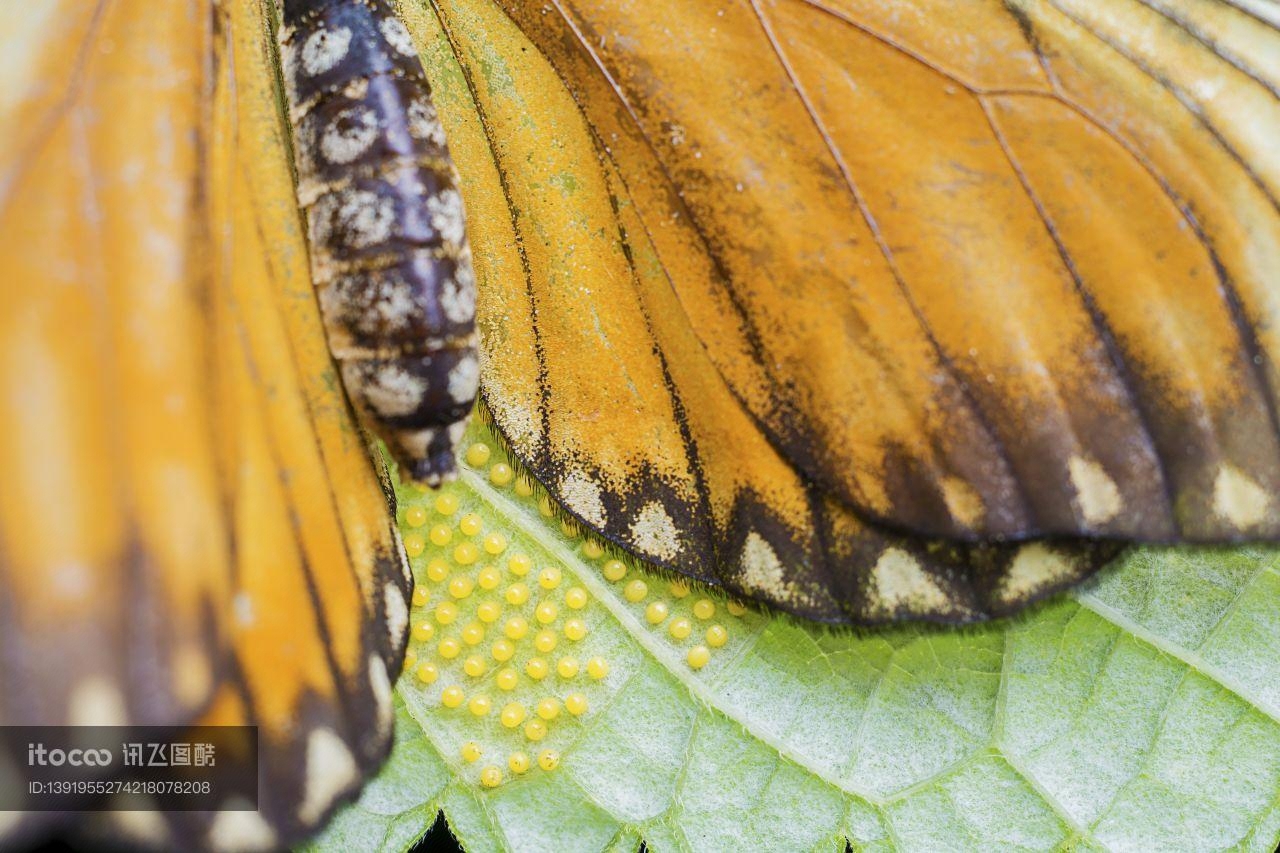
[417,0,1118,624]
[0,0,409,847]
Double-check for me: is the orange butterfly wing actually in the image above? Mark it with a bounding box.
[418,0,1116,624]
[491,0,1280,544]
[0,0,409,846]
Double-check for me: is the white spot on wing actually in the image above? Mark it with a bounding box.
[384,580,408,649]
[301,26,352,76]
[207,806,277,852]
[559,470,607,527]
[870,548,949,614]
[739,531,788,598]
[298,729,360,825]
[1213,464,1269,528]
[998,543,1078,604]
[629,501,681,561]
[69,676,128,726]
[1068,455,1122,525]
[369,653,394,738]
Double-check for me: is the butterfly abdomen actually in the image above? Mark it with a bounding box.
[278,0,477,485]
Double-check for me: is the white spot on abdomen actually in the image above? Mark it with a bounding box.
[998,542,1077,605]
[320,106,380,165]
[448,354,479,405]
[426,188,466,247]
[360,363,427,417]
[301,26,353,76]
[69,676,128,726]
[379,16,417,57]
[207,806,277,852]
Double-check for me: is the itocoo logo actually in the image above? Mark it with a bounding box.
[27,743,113,767]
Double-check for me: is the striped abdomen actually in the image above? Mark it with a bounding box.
[278,0,477,485]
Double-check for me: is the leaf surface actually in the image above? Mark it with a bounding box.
[311,423,1280,851]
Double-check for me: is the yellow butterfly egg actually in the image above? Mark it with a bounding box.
[459,513,483,537]
[535,601,558,625]
[500,703,527,728]
[536,697,561,721]
[669,579,691,599]
[503,616,529,641]
[507,553,532,576]
[602,560,627,582]
[411,586,430,608]
[505,583,530,606]
[434,601,458,625]
[537,566,562,590]
[449,576,476,600]
[668,617,692,640]
[403,649,418,673]
[556,657,579,679]
[403,534,426,558]
[525,658,549,680]
[468,695,492,717]
[483,533,508,555]
[727,600,748,617]
[692,599,716,620]
[645,601,669,625]
[706,624,728,648]
[495,668,519,691]
[463,656,486,678]
[465,443,492,467]
[411,621,434,643]
[429,524,453,547]
[461,742,482,763]
[434,493,459,516]
[564,693,589,716]
[586,657,609,680]
[524,719,548,742]
[563,618,587,642]
[479,765,502,789]
[426,559,450,583]
[453,543,480,566]
[477,566,502,590]
[508,751,530,774]
[441,686,465,709]
[404,506,428,528]
[624,580,648,603]
[515,476,535,497]
[687,646,711,670]
[491,640,515,663]
[534,630,557,654]
[476,600,502,623]
[538,750,560,772]
[438,638,461,660]
[489,463,514,487]
[416,662,439,685]
[564,587,589,610]
[581,539,604,559]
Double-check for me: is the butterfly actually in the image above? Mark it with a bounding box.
[2,0,1277,848]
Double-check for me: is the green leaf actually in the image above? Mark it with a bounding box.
[309,424,1280,852]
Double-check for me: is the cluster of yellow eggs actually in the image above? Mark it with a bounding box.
[397,440,749,790]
